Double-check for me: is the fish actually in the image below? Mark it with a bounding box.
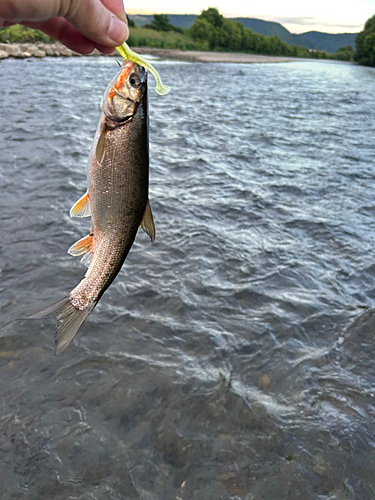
[28,60,155,354]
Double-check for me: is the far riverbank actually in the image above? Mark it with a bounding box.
[144,49,353,64]
[134,47,296,63]
[0,43,298,64]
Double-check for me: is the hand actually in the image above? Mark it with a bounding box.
[0,0,129,54]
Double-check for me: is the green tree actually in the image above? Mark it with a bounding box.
[363,31,375,65]
[189,18,215,49]
[200,7,224,29]
[0,24,53,43]
[354,14,375,66]
[126,15,135,28]
[243,28,256,52]
[335,45,354,61]
[225,19,244,51]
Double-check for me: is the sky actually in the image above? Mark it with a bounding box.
[125,0,374,33]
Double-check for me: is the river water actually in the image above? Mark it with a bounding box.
[0,56,375,499]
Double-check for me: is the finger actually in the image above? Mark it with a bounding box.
[23,20,120,55]
[95,43,117,54]
[22,19,96,54]
[0,0,126,24]
[65,0,128,47]
[0,1,61,21]
[100,0,127,23]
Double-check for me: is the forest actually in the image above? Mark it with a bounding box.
[188,8,353,60]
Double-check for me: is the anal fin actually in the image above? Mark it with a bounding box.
[70,191,91,218]
[68,233,94,267]
[140,200,156,243]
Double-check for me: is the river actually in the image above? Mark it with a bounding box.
[0,56,375,499]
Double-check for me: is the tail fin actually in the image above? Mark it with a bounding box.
[27,297,96,354]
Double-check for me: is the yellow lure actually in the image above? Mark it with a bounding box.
[116,42,171,96]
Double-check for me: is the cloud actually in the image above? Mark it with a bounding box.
[126,8,155,15]
[260,15,363,32]
[265,16,316,25]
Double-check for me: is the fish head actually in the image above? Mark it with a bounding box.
[102,61,147,123]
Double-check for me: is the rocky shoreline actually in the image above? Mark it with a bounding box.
[0,42,118,59]
[0,43,298,64]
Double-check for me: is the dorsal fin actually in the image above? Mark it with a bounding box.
[140,200,155,243]
[68,234,94,267]
[70,191,91,218]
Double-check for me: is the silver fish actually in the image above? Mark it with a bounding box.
[29,61,155,354]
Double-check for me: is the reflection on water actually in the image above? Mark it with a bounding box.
[0,57,375,499]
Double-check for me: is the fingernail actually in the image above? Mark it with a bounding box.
[108,15,128,44]
[117,8,127,24]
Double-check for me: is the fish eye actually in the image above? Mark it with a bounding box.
[129,74,141,89]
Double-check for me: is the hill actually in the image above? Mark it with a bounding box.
[128,14,358,53]
[299,31,357,53]
[130,14,196,29]
[231,17,314,49]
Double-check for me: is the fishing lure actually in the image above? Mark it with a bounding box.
[116,42,171,96]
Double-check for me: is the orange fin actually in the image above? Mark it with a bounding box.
[140,200,155,243]
[68,234,94,267]
[70,191,91,218]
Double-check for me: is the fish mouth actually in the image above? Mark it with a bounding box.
[109,112,133,124]
[105,97,141,124]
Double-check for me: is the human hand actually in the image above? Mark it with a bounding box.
[0,0,129,54]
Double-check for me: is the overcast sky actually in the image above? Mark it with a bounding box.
[125,0,374,33]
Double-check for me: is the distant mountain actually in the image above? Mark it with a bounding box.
[130,14,196,29]
[230,17,315,49]
[128,14,358,53]
[298,31,357,53]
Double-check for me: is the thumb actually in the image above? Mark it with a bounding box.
[64,0,128,47]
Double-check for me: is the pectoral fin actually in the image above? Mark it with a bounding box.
[140,200,155,243]
[68,233,94,267]
[70,191,91,218]
[96,121,107,165]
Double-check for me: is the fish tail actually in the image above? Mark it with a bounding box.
[27,297,97,354]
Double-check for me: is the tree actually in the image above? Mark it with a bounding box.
[0,24,52,43]
[335,45,354,61]
[199,8,224,29]
[225,19,244,51]
[126,15,135,28]
[354,14,375,66]
[189,18,215,50]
